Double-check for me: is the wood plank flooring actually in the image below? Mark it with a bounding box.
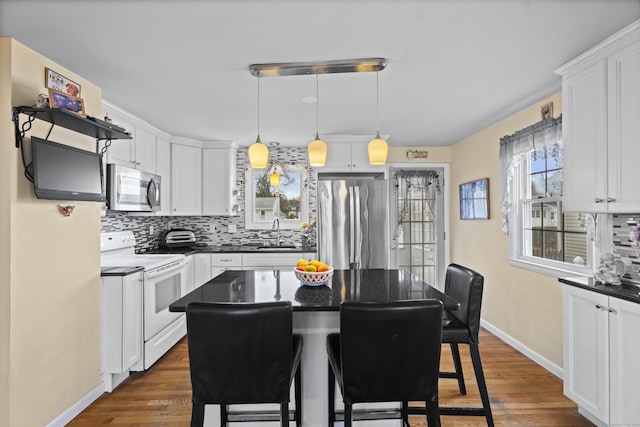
[68,328,593,426]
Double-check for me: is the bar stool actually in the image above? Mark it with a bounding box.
[411,264,494,426]
[186,301,303,427]
[327,300,443,427]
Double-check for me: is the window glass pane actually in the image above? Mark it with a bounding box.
[564,231,588,265]
[410,223,423,243]
[277,172,302,220]
[531,229,543,257]
[540,202,560,230]
[530,149,546,173]
[530,172,545,198]
[543,230,563,261]
[528,203,542,229]
[546,146,562,170]
[547,170,562,197]
[410,200,423,221]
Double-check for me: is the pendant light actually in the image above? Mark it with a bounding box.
[248,75,269,168]
[269,142,280,186]
[308,73,327,167]
[368,69,388,165]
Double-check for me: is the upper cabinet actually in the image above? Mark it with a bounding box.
[102,101,157,173]
[321,138,387,173]
[556,20,640,213]
[155,137,172,215]
[171,142,202,215]
[202,143,239,216]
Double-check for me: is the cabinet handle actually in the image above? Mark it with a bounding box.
[595,304,606,310]
[607,307,616,314]
[607,197,616,203]
[594,198,603,203]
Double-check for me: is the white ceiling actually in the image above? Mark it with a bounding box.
[1,0,639,147]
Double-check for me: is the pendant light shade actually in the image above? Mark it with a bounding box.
[248,75,269,168]
[308,74,327,167]
[368,131,388,165]
[368,70,388,165]
[308,132,328,167]
[269,171,280,186]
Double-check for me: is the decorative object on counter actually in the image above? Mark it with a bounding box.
[300,216,316,246]
[35,94,49,108]
[56,205,75,216]
[594,252,626,286]
[630,225,640,247]
[45,67,81,97]
[48,88,85,117]
[459,178,490,220]
[294,267,334,286]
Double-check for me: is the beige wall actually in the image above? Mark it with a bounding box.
[449,92,564,367]
[1,38,103,427]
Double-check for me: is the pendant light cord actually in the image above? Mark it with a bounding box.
[316,73,320,137]
[257,74,261,137]
[376,70,380,134]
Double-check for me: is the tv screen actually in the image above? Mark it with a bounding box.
[31,136,106,202]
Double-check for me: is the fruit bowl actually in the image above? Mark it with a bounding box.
[294,267,334,286]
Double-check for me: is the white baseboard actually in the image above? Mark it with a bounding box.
[480,319,564,379]
[45,383,104,427]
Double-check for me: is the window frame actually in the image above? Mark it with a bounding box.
[507,154,594,278]
[244,164,309,230]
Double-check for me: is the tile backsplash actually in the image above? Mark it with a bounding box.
[101,146,317,253]
[612,214,640,285]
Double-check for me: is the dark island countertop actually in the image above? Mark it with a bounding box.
[170,268,459,312]
[148,244,317,256]
[559,276,640,305]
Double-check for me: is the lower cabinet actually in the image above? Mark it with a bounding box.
[101,271,143,392]
[563,285,640,426]
[194,253,212,288]
[242,252,316,269]
[184,254,195,294]
[211,253,243,279]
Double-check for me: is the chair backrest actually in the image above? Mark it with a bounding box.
[339,300,443,404]
[186,301,294,405]
[444,263,485,342]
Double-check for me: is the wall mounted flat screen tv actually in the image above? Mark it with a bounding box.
[31,136,106,202]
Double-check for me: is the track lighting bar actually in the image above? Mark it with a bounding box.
[249,58,387,77]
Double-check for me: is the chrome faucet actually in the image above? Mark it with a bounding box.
[272,217,281,246]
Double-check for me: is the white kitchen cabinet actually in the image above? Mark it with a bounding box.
[563,284,640,426]
[102,113,156,173]
[101,271,143,392]
[202,143,238,216]
[184,254,195,294]
[211,253,243,279]
[242,252,316,269]
[322,141,386,172]
[194,253,213,287]
[171,143,202,215]
[155,137,172,215]
[556,21,640,213]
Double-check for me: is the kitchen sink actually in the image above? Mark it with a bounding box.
[256,245,298,251]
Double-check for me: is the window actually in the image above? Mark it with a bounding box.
[244,164,309,230]
[500,116,592,276]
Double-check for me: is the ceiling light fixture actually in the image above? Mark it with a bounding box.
[248,74,269,168]
[268,141,281,186]
[308,73,327,167]
[368,69,388,165]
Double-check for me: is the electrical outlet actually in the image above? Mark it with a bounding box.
[228,224,237,233]
[149,225,154,234]
[209,224,215,233]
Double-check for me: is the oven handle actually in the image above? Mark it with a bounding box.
[145,259,186,279]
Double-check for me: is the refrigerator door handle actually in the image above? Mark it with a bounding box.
[349,185,355,265]
[353,185,362,269]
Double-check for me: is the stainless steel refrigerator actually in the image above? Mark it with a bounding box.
[317,174,389,269]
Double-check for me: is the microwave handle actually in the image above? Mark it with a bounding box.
[147,179,160,208]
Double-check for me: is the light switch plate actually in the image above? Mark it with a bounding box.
[228,224,237,233]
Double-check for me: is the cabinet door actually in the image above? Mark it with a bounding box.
[171,144,202,215]
[607,42,640,212]
[323,143,352,171]
[184,255,195,293]
[105,116,135,168]
[202,148,233,215]
[609,296,640,426]
[194,253,212,287]
[349,142,386,172]
[155,138,172,215]
[134,127,156,173]
[122,272,143,370]
[562,285,609,424]
[561,61,608,213]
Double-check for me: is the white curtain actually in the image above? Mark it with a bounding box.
[499,116,562,234]
[393,170,441,245]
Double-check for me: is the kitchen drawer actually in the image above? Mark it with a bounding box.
[211,253,242,267]
[243,252,314,268]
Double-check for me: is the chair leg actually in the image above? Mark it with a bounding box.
[327,360,335,427]
[401,400,409,426]
[470,343,494,427]
[220,403,228,427]
[426,399,441,427]
[280,402,289,427]
[295,362,303,427]
[344,403,353,427]
[450,343,466,395]
[190,402,205,427]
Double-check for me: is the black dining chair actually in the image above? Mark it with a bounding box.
[411,263,494,426]
[186,301,303,427]
[327,300,443,427]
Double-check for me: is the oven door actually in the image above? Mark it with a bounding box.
[143,260,186,341]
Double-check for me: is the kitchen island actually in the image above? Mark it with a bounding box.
[170,269,458,427]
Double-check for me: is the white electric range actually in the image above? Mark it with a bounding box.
[100,230,187,371]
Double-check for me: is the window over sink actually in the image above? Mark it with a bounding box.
[244,164,309,230]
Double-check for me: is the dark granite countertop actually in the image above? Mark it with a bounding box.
[101,266,144,277]
[148,244,317,256]
[559,276,640,305]
[170,268,459,312]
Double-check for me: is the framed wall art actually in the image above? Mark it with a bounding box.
[45,67,81,97]
[459,178,490,220]
[48,89,86,117]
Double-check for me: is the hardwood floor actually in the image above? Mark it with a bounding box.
[68,328,593,426]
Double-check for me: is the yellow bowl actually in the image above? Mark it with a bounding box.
[294,267,334,286]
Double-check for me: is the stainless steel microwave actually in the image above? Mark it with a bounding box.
[106,164,161,212]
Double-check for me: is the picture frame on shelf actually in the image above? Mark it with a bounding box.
[48,89,86,117]
[44,67,81,97]
[459,178,489,220]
